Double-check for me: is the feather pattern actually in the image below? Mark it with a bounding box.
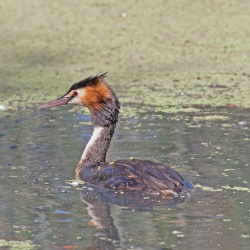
[78,159,191,196]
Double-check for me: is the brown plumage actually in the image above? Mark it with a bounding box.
[76,159,191,195]
[39,73,192,196]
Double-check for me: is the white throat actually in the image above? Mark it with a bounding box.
[78,126,104,165]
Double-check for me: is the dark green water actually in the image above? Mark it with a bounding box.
[0,106,249,249]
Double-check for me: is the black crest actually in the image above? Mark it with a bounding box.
[66,73,107,94]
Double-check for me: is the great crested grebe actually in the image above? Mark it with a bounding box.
[39,73,192,196]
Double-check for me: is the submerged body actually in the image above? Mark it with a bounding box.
[77,159,191,195]
[39,73,192,196]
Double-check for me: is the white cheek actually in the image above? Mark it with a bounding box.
[67,89,85,105]
[68,97,79,105]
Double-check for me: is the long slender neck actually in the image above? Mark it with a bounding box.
[78,124,116,167]
[76,81,120,171]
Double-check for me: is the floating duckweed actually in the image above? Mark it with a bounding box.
[79,121,92,125]
[194,183,202,188]
[201,142,209,146]
[194,184,223,191]
[241,235,250,238]
[155,115,163,119]
[221,185,250,192]
[172,231,182,234]
[66,179,85,185]
[11,166,27,170]
[0,239,36,249]
[221,124,232,127]
[193,115,229,122]
[19,166,27,170]
[202,186,223,191]
[188,125,201,128]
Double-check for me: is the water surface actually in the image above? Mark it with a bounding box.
[0,106,249,249]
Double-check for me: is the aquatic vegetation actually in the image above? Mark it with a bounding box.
[221,185,250,192]
[0,239,36,249]
[0,1,250,118]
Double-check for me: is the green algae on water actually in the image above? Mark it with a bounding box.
[0,239,36,250]
[1,1,250,115]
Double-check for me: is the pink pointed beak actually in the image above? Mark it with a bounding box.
[38,96,72,108]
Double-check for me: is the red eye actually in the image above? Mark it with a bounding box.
[73,91,78,96]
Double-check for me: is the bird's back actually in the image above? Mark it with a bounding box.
[77,159,192,196]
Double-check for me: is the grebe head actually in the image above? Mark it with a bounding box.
[39,73,120,126]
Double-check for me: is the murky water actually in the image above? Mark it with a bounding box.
[0,106,250,249]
